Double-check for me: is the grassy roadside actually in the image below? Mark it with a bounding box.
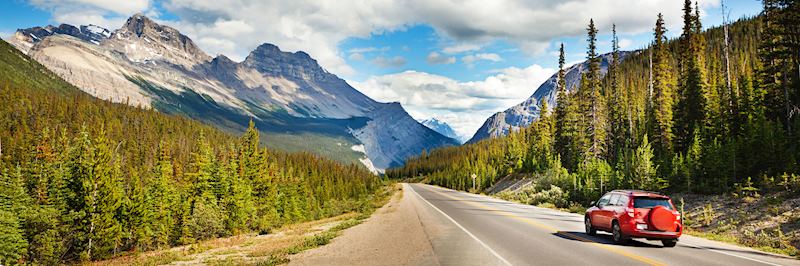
[91,183,399,266]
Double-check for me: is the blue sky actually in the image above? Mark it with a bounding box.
[0,0,763,138]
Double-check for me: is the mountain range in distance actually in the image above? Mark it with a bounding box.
[467,51,628,143]
[419,118,466,144]
[8,13,459,173]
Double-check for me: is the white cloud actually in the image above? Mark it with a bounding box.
[348,52,365,61]
[29,0,151,29]
[442,43,481,54]
[426,52,456,65]
[30,0,722,78]
[348,46,390,53]
[30,0,149,15]
[351,64,554,137]
[618,38,633,49]
[462,53,502,65]
[372,56,407,68]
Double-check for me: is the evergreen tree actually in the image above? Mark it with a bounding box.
[0,166,29,265]
[651,14,676,156]
[632,135,666,191]
[554,43,573,168]
[150,141,177,247]
[608,24,629,161]
[584,19,609,159]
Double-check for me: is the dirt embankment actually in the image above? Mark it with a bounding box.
[674,192,800,256]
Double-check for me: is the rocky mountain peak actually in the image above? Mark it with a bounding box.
[243,43,329,80]
[122,12,151,37]
[420,118,462,143]
[108,14,210,67]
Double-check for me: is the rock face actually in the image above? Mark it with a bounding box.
[10,14,458,170]
[8,23,111,53]
[420,118,463,143]
[467,52,627,143]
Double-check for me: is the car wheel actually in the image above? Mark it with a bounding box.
[662,239,678,247]
[612,221,627,245]
[585,216,596,236]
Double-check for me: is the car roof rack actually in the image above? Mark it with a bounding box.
[610,189,664,195]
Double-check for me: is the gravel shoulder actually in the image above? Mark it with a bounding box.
[289,184,439,266]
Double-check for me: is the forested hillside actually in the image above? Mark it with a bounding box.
[389,1,799,205]
[0,38,380,264]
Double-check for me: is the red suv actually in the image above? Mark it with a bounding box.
[584,190,682,247]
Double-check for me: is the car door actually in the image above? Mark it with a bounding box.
[603,193,621,228]
[592,193,612,229]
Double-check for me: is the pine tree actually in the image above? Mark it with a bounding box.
[632,135,666,191]
[554,43,573,168]
[89,130,124,259]
[151,141,177,248]
[0,166,29,265]
[759,0,798,131]
[608,24,628,161]
[126,170,154,251]
[186,133,224,241]
[651,14,676,156]
[584,19,609,159]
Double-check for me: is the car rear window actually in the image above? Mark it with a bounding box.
[633,197,672,209]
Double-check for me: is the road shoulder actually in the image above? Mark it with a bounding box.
[288,184,439,266]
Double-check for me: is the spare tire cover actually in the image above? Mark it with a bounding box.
[649,206,676,231]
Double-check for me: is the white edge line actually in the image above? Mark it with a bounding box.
[678,242,783,266]
[407,184,513,266]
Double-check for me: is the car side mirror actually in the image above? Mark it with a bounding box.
[590,201,596,207]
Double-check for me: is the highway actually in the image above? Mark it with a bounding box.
[404,183,800,266]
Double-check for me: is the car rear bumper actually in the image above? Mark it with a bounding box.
[623,223,682,239]
[630,229,681,239]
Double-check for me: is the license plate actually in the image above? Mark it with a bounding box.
[636,224,648,230]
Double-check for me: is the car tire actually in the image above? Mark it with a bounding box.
[662,239,678,247]
[585,216,596,236]
[611,221,628,245]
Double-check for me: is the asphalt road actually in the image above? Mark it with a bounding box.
[405,183,800,266]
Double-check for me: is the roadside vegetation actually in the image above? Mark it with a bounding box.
[0,38,383,265]
[389,0,800,256]
[90,184,396,266]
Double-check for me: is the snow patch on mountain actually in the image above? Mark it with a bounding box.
[420,118,464,143]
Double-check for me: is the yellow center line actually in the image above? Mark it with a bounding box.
[427,186,667,266]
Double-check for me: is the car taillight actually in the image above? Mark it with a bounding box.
[626,207,635,217]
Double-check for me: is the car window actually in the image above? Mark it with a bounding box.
[608,194,621,206]
[617,195,629,206]
[597,194,611,207]
[633,197,672,209]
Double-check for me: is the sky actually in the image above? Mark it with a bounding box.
[0,0,763,140]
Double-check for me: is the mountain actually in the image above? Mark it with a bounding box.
[419,118,464,143]
[8,13,458,171]
[467,52,627,143]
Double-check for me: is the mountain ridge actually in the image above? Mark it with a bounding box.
[9,14,458,170]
